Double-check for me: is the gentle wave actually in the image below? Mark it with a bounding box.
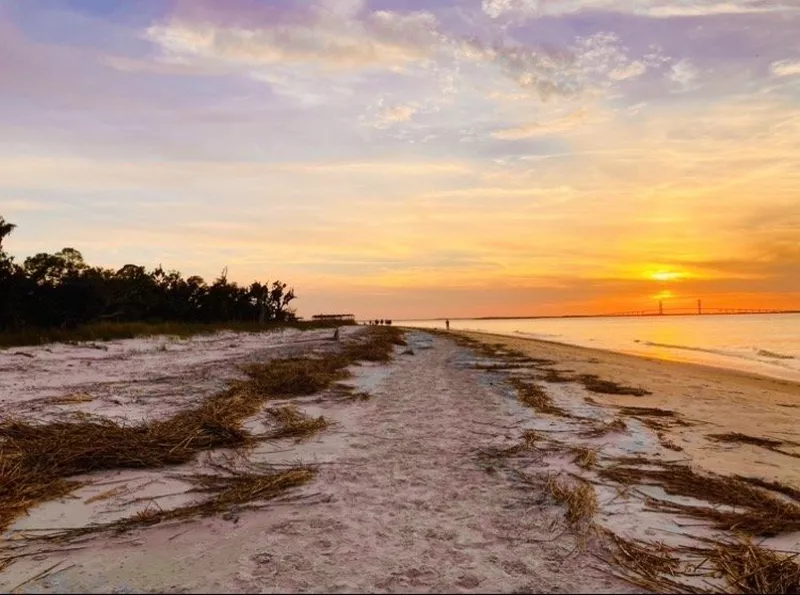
[756,349,795,360]
[641,341,795,368]
[640,340,732,357]
[513,330,563,339]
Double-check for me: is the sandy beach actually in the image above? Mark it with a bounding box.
[461,331,800,488]
[1,326,798,593]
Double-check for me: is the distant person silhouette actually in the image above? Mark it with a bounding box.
[445,319,450,331]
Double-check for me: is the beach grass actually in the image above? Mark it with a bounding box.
[578,374,651,396]
[571,446,599,469]
[0,319,352,349]
[598,461,800,536]
[266,406,329,440]
[546,476,598,527]
[509,378,570,416]
[0,326,403,533]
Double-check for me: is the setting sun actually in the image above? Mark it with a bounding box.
[650,271,685,282]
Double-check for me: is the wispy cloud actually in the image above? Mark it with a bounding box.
[482,0,799,19]
[770,59,800,77]
[491,108,597,139]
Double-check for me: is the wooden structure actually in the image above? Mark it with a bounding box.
[311,314,355,321]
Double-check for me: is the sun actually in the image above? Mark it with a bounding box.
[650,270,684,282]
[653,290,675,300]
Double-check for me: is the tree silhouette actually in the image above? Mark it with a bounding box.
[0,215,298,331]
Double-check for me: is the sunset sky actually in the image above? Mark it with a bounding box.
[1,0,798,319]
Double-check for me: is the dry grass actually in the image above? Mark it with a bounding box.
[708,432,785,448]
[84,486,128,504]
[472,362,536,371]
[598,529,688,593]
[657,432,684,452]
[343,326,406,362]
[49,392,94,404]
[581,417,627,438]
[710,537,800,594]
[241,356,351,397]
[521,429,541,447]
[509,378,569,416]
[579,374,651,397]
[598,461,800,536]
[571,446,599,469]
[478,430,544,460]
[266,406,329,440]
[0,319,353,348]
[733,476,800,503]
[0,326,404,532]
[26,464,316,542]
[0,393,259,531]
[708,433,800,461]
[599,530,800,594]
[538,368,575,383]
[547,476,598,527]
[617,406,679,418]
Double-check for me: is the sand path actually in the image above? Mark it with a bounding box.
[1,331,631,593]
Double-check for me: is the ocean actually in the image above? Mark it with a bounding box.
[399,313,800,382]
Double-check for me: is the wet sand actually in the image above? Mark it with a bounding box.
[461,330,800,488]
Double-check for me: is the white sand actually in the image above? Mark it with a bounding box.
[0,330,634,594]
[0,327,355,423]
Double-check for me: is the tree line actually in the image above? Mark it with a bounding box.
[0,215,297,331]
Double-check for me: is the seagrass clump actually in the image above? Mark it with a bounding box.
[581,417,627,438]
[509,378,570,417]
[571,446,599,469]
[599,531,800,594]
[241,356,351,396]
[546,476,598,527]
[597,529,687,593]
[708,432,784,448]
[579,374,650,396]
[710,537,800,594]
[343,326,406,362]
[598,461,800,536]
[266,406,329,440]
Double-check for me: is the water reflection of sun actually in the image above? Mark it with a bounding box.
[653,290,675,301]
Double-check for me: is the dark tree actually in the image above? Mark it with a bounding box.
[0,215,299,331]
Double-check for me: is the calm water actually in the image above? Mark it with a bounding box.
[399,314,800,381]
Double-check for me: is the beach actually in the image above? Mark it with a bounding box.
[461,331,800,488]
[1,326,798,593]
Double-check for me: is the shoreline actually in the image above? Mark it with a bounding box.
[457,329,800,489]
[449,329,800,389]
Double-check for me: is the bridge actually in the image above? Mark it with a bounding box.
[604,304,798,317]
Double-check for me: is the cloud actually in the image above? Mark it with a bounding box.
[609,60,646,81]
[668,59,700,88]
[143,2,592,103]
[491,108,594,139]
[770,59,800,77]
[482,0,799,19]
[144,5,442,73]
[373,103,419,128]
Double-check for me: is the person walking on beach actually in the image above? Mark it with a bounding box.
[445,319,450,331]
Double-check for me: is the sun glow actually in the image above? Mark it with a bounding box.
[650,270,685,282]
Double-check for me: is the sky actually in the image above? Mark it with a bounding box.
[1,0,798,320]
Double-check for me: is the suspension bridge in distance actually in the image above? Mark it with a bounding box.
[604,300,798,317]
